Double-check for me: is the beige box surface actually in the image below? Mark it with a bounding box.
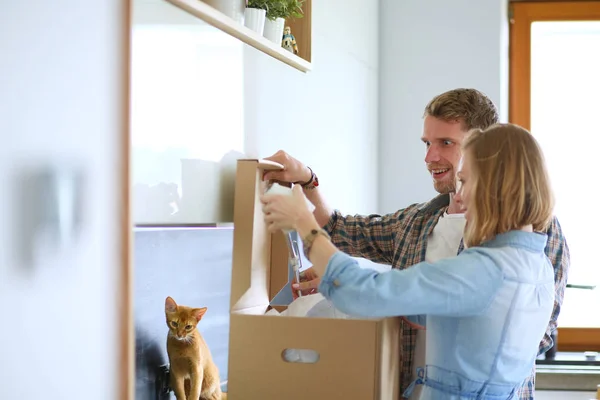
[227,159,401,400]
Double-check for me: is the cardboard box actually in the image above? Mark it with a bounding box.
[227,159,401,399]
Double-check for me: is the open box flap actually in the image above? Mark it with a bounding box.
[230,159,284,313]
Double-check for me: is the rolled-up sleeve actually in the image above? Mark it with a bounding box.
[318,250,504,319]
[323,209,407,265]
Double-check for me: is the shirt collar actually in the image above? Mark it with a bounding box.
[480,230,548,252]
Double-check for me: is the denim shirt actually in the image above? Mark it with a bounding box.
[318,230,555,400]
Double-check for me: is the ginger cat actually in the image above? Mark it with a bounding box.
[165,296,226,400]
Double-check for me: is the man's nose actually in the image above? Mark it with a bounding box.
[425,145,440,163]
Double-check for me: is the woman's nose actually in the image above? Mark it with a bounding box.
[454,191,462,204]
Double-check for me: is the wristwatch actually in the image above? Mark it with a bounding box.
[302,228,331,259]
[299,166,319,190]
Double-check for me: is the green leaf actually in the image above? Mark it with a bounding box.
[248,0,304,21]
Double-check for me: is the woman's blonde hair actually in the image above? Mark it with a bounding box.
[462,123,554,247]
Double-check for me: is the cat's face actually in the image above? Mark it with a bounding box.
[164,296,207,341]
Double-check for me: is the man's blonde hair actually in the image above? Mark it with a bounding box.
[424,88,499,130]
[462,123,554,247]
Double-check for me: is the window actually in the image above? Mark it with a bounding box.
[132,23,245,165]
[510,1,600,351]
[130,20,245,224]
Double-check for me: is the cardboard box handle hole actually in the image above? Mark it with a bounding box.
[281,349,320,364]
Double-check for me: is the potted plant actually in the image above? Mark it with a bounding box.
[203,0,246,25]
[244,0,268,35]
[263,0,304,44]
[281,0,304,20]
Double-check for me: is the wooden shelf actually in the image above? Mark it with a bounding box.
[165,0,312,73]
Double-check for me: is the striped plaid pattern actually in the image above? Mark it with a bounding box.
[324,194,570,400]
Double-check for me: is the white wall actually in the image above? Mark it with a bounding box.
[245,0,379,216]
[131,0,379,224]
[378,0,509,213]
[0,2,126,399]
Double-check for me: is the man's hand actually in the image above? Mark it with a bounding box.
[263,150,333,231]
[291,267,321,300]
[263,150,312,184]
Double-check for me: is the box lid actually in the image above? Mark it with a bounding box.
[230,159,285,313]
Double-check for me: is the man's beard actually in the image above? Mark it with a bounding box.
[428,163,455,194]
[433,179,456,194]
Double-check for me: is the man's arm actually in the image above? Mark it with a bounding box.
[261,150,404,265]
[321,208,407,265]
[539,216,570,354]
[301,170,404,264]
[302,186,334,228]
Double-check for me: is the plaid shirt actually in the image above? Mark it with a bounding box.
[324,194,570,399]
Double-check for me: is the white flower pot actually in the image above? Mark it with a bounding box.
[203,0,245,25]
[263,17,285,44]
[244,7,266,35]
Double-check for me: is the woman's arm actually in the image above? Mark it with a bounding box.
[298,217,504,319]
[295,216,339,278]
[264,187,502,319]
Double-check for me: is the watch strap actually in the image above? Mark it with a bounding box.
[302,228,331,259]
[300,166,319,190]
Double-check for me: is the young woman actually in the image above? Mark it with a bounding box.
[261,123,555,400]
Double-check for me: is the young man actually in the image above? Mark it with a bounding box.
[262,88,570,400]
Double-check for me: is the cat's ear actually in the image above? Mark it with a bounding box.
[193,307,208,321]
[165,296,178,313]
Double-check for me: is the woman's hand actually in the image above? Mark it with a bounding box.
[261,184,318,233]
[291,267,321,299]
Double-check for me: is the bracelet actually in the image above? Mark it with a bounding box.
[302,228,331,259]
